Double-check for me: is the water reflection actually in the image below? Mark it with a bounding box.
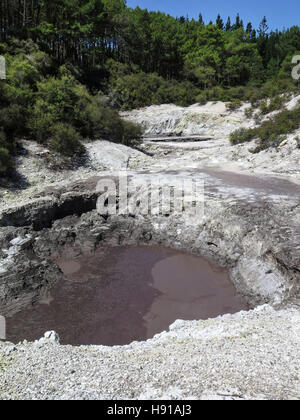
[6,246,248,346]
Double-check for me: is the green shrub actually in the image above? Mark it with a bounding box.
[77,94,143,144]
[244,107,254,118]
[259,100,268,114]
[0,104,27,139]
[48,123,84,156]
[192,83,299,109]
[268,95,285,112]
[5,53,40,89]
[121,120,143,146]
[29,74,79,140]
[0,128,16,154]
[227,99,242,111]
[195,92,208,104]
[28,72,143,148]
[111,72,160,109]
[0,147,13,175]
[156,80,199,107]
[76,96,124,141]
[230,128,256,145]
[0,130,6,145]
[27,50,54,76]
[0,129,15,176]
[230,105,300,150]
[28,103,57,143]
[259,95,285,115]
[110,71,199,109]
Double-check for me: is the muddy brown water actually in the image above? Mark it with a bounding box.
[6,246,248,346]
[139,168,300,197]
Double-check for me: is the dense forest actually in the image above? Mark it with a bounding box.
[1,0,300,174]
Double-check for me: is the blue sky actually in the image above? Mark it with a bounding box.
[126,0,300,31]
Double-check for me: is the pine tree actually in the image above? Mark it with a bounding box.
[246,22,253,34]
[225,17,232,31]
[258,17,269,66]
[259,16,269,37]
[198,14,204,25]
[233,14,242,30]
[251,29,257,41]
[216,14,224,30]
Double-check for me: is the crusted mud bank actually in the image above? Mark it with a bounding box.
[0,99,300,399]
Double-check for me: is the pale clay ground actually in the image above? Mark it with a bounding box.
[0,98,300,400]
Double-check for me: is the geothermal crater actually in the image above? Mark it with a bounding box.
[1,102,300,399]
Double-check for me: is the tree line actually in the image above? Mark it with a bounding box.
[1,1,300,88]
[1,1,300,175]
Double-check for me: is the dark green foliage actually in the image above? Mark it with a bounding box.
[0,147,13,175]
[28,72,87,143]
[259,95,286,114]
[0,131,13,175]
[110,71,199,110]
[257,106,300,141]
[0,104,25,141]
[227,99,242,111]
[1,2,300,97]
[28,68,142,152]
[0,44,143,171]
[230,128,255,145]
[48,123,84,156]
[121,120,144,146]
[230,104,300,150]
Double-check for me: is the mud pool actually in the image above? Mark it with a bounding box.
[5,246,248,346]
